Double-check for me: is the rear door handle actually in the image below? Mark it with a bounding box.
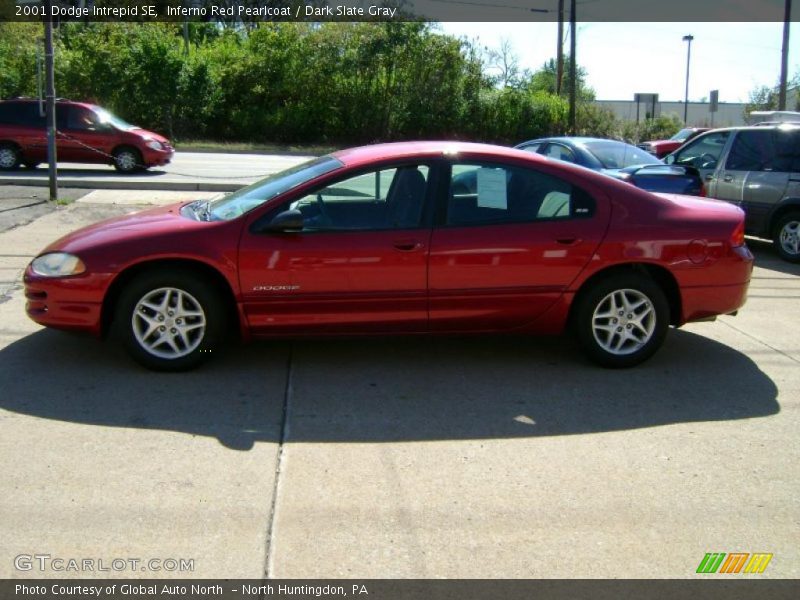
[704,174,714,181]
[723,175,733,182]
[393,240,422,252]
[556,238,582,246]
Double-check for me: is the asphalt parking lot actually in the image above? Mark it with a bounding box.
[0,191,798,579]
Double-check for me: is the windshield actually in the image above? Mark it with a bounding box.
[93,107,136,131]
[207,156,343,221]
[670,128,694,142]
[583,140,662,169]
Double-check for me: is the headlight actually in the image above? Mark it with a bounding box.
[145,140,163,151]
[30,253,86,277]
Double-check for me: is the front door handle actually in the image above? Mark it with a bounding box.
[393,240,422,252]
[556,238,582,246]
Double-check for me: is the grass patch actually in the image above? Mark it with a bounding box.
[174,140,338,156]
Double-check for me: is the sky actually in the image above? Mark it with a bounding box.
[437,22,797,103]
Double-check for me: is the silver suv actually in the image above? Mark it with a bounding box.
[665,124,800,262]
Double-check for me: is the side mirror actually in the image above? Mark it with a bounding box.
[263,209,304,232]
[663,154,675,165]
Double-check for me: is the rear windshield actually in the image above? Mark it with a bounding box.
[583,141,662,169]
[670,128,695,142]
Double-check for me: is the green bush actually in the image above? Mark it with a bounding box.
[1,22,660,147]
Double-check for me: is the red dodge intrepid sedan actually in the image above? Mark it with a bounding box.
[24,142,753,370]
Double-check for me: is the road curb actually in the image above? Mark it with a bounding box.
[0,177,241,193]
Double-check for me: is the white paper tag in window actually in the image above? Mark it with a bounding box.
[476,168,507,209]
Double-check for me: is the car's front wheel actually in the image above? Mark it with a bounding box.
[575,274,669,368]
[774,211,800,263]
[116,271,225,371]
[0,143,21,170]
[112,146,143,173]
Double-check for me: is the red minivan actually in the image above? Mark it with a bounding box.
[0,98,173,173]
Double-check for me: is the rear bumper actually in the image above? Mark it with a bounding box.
[680,245,753,324]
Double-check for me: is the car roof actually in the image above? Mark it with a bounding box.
[517,137,632,147]
[0,97,96,110]
[692,123,800,134]
[330,141,553,168]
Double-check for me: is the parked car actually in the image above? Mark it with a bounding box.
[0,97,173,173]
[515,137,704,196]
[665,123,800,261]
[24,142,752,371]
[638,127,710,158]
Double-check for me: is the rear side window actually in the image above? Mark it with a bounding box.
[773,129,800,173]
[0,102,45,127]
[447,162,595,226]
[725,130,776,171]
[544,143,577,163]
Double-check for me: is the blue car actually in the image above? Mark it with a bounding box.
[515,137,705,196]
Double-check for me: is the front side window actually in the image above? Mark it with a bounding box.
[287,165,430,231]
[66,107,102,131]
[674,131,730,169]
[447,162,594,226]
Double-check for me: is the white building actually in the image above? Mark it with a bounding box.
[594,100,747,127]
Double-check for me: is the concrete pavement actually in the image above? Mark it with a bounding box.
[0,197,797,578]
[0,152,312,192]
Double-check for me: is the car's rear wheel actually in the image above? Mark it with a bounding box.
[112,146,143,173]
[116,270,225,371]
[774,211,800,263]
[575,274,669,368]
[0,143,21,170]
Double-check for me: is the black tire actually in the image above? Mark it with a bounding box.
[112,146,143,173]
[115,270,226,371]
[0,143,21,170]
[575,273,670,368]
[773,211,800,263]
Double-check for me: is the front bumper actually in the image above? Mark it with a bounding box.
[23,268,115,337]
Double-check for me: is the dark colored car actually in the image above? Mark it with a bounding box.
[24,142,752,371]
[0,98,173,173]
[638,127,710,158]
[515,137,704,196]
[665,124,800,261]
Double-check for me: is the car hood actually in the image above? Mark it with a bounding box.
[129,128,170,144]
[40,202,201,255]
[642,140,675,149]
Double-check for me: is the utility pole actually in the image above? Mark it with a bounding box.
[556,0,564,96]
[682,34,694,124]
[569,0,576,134]
[779,0,792,110]
[43,0,58,203]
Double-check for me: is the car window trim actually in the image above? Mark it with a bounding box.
[248,159,442,235]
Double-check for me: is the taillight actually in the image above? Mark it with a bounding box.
[730,220,745,247]
[699,181,707,197]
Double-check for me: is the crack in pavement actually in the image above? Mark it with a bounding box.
[263,343,294,579]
